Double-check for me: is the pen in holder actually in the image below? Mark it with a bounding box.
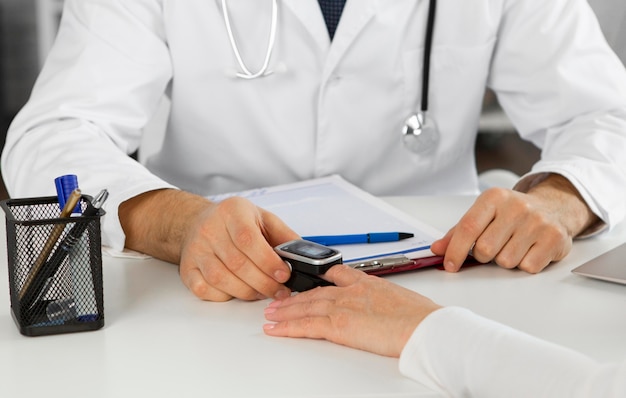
[1,194,106,336]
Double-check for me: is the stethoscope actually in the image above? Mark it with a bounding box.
[221,0,439,153]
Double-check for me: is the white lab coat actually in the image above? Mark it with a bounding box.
[3,0,626,250]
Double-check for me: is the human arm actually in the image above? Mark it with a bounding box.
[0,1,300,301]
[119,188,298,301]
[430,0,626,273]
[263,265,626,397]
[430,173,599,273]
[0,0,175,250]
[426,0,626,274]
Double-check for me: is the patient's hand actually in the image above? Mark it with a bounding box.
[263,264,442,357]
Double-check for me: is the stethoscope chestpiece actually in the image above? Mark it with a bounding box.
[402,112,439,154]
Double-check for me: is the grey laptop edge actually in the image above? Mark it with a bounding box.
[572,241,626,285]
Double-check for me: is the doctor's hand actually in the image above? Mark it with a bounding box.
[120,189,298,301]
[263,264,442,357]
[431,174,599,274]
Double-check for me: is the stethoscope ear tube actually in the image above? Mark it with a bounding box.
[222,0,278,79]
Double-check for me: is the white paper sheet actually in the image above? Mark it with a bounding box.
[208,175,443,262]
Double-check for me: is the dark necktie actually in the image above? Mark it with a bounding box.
[318,0,347,40]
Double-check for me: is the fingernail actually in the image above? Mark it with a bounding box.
[445,261,457,272]
[264,306,277,315]
[263,323,276,331]
[274,289,291,300]
[274,269,289,282]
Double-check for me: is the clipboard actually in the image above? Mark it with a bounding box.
[347,254,445,275]
[347,253,479,276]
[209,175,458,275]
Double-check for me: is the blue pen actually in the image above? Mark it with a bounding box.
[55,174,81,213]
[302,232,414,246]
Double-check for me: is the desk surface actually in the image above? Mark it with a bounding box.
[1,196,625,398]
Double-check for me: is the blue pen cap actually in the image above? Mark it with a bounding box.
[55,174,81,213]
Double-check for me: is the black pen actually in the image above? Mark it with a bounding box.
[21,189,109,314]
[18,189,82,302]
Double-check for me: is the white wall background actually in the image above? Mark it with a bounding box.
[589,0,626,58]
[1,0,38,116]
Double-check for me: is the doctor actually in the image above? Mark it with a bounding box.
[3,0,626,301]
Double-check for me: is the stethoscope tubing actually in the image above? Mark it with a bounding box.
[421,0,437,113]
[221,0,439,153]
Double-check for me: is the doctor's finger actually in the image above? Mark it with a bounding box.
[257,207,300,247]
[470,216,516,264]
[489,234,531,270]
[442,219,492,271]
[516,244,557,274]
[515,231,571,274]
[182,266,236,302]
[212,243,291,300]
[218,199,292,284]
[443,190,513,270]
[180,229,272,300]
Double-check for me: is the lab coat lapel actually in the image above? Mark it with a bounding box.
[323,0,381,78]
[283,0,382,78]
[282,0,330,52]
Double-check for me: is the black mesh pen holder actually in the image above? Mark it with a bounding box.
[1,195,105,336]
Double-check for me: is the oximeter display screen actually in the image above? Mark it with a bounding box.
[284,240,337,259]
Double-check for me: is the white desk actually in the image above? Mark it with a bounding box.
[1,196,625,398]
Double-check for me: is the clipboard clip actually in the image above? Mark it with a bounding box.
[346,255,415,272]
